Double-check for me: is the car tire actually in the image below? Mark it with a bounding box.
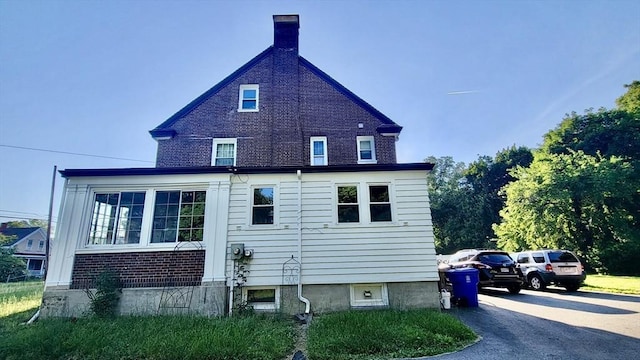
[507,285,521,294]
[529,274,546,291]
[564,283,580,292]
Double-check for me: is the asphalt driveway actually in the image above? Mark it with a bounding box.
[411,288,640,360]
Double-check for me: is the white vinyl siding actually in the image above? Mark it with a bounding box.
[226,171,437,287]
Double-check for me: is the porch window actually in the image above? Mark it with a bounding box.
[252,187,274,225]
[151,190,206,243]
[88,191,146,245]
[369,185,392,222]
[337,185,359,223]
[28,259,43,271]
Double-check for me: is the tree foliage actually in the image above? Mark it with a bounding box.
[425,148,532,254]
[0,248,26,281]
[495,81,640,274]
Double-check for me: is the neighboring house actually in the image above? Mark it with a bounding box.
[42,15,439,317]
[1,223,47,278]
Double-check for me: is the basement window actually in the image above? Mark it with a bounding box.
[244,287,279,311]
[350,283,388,308]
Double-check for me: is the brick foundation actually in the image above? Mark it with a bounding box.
[70,250,205,289]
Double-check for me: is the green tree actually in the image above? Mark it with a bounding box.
[0,248,26,281]
[616,80,640,113]
[495,151,639,274]
[4,219,48,229]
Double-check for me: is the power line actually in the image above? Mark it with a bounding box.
[0,144,154,163]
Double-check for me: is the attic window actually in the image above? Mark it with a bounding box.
[239,84,259,112]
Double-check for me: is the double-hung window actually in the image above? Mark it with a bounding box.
[151,190,206,243]
[252,187,274,225]
[88,191,146,245]
[212,138,237,166]
[337,185,359,223]
[310,136,327,166]
[238,84,259,112]
[357,136,376,164]
[369,185,392,222]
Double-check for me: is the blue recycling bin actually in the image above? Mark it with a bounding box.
[446,268,479,307]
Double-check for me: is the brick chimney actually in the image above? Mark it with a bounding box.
[273,15,299,52]
[271,14,302,166]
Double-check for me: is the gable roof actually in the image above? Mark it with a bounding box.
[149,47,402,139]
[0,227,42,247]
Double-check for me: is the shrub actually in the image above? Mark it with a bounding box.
[85,268,122,317]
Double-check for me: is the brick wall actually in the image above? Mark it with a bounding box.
[70,250,205,289]
[154,49,398,168]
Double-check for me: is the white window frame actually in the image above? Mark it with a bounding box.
[350,283,389,308]
[357,136,377,164]
[26,239,33,249]
[310,136,328,166]
[242,286,280,311]
[368,184,393,222]
[336,184,361,224]
[212,138,237,166]
[238,84,259,112]
[250,185,278,226]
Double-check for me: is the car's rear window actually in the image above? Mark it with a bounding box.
[478,253,513,263]
[532,252,545,263]
[548,251,579,263]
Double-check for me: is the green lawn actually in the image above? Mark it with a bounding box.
[307,309,477,360]
[0,281,474,360]
[2,275,637,359]
[582,274,640,295]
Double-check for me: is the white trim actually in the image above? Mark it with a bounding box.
[238,84,259,112]
[242,286,280,311]
[350,283,389,307]
[356,136,377,164]
[212,138,237,166]
[309,136,328,166]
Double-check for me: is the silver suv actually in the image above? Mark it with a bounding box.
[512,249,586,292]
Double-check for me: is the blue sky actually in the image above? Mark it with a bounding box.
[1,0,639,225]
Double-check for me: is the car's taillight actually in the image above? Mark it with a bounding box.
[545,264,553,272]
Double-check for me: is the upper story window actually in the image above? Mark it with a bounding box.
[151,190,206,243]
[39,240,44,251]
[212,138,237,166]
[357,136,376,164]
[252,187,274,225]
[88,192,146,245]
[310,136,327,166]
[27,239,33,249]
[369,185,392,222]
[238,84,259,112]
[337,185,360,223]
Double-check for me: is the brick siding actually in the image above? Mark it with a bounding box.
[155,50,398,167]
[70,250,205,289]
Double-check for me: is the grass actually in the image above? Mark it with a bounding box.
[0,313,296,360]
[582,274,640,295]
[307,309,477,360]
[0,281,43,317]
[0,282,479,360]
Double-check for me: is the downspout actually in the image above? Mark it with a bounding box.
[296,169,311,314]
[228,259,235,316]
